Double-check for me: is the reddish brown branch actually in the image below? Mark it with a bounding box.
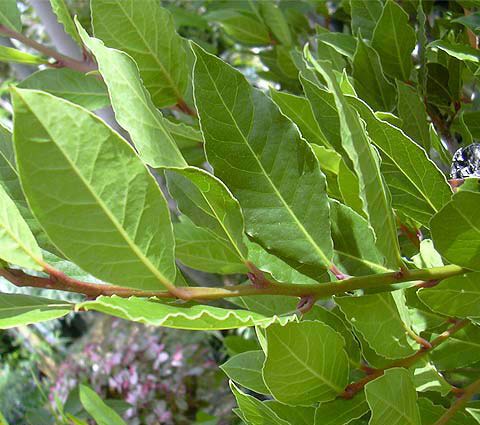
[341,319,470,399]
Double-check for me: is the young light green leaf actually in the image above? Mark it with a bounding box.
[365,368,421,425]
[269,89,329,147]
[230,382,290,425]
[352,37,396,112]
[221,350,269,395]
[431,191,480,270]
[19,68,109,111]
[77,23,187,168]
[0,0,21,32]
[91,0,189,108]
[12,88,177,291]
[371,0,416,81]
[430,323,480,370]
[79,385,127,425]
[412,239,444,269]
[263,321,349,405]
[166,167,247,262]
[419,273,480,319]
[192,43,334,278]
[0,184,43,270]
[350,0,383,39]
[314,392,369,425]
[307,57,402,268]
[0,293,71,328]
[349,96,452,227]
[0,45,46,65]
[396,81,430,151]
[49,0,82,45]
[336,293,417,359]
[81,296,281,330]
[175,220,247,274]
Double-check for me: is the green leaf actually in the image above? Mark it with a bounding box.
[81,296,280,330]
[430,323,480,370]
[314,392,369,425]
[419,273,480,319]
[12,88,177,291]
[330,200,389,276]
[192,44,334,278]
[230,382,290,425]
[207,9,271,46]
[365,368,421,425]
[0,0,21,32]
[431,191,480,270]
[418,398,478,425]
[349,96,451,227]
[413,360,451,395]
[396,81,430,151]
[412,239,444,269]
[371,0,416,81]
[91,0,189,108]
[259,1,292,46]
[166,166,247,261]
[221,350,269,395]
[350,0,383,39]
[316,32,357,60]
[269,89,328,147]
[430,40,480,63]
[263,321,349,405]
[467,408,480,424]
[265,401,315,425]
[0,124,23,208]
[307,57,402,268]
[79,385,127,425]
[0,184,43,270]
[0,45,46,65]
[352,37,396,112]
[49,0,82,45]
[18,68,109,111]
[174,219,247,274]
[336,292,417,359]
[77,23,187,168]
[0,293,71,329]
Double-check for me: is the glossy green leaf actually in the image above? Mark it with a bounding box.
[49,0,82,45]
[316,32,357,60]
[221,350,269,395]
[193,43,333,278]
[77,23,187,168]
[263,321,349,405]
[352,37,396,112]
[91,0,189,108]
[371,0,416,81]
[269,89,328,147]
[0,0,21,32]
[430,40,480,63]
[230,382,290,425]
[19,68,109,110]
[350,0,383,39]
[308,57,402,268]
[166,167,247,261]
[207,9,271,46]
[314,392,369,425]
[431,191,480,270]
[0,184,43,270]
[338,161,364,217]
[259,1,292,46]
[265,401,315,425]
[467,408,480,424]
[430,323,480,370]
[336,292,417,359]
[418,398,478,425]
[365,368,421,425]
[81,296,280,330]
[419,273,480,319]
[12,88,177,291]
[413,360,451,395]
[349,97,451,227]
[79,385,127,425]
[0,45,46,65]
[0,293,71,328]
[396,81,430,150]
[174,220,247,274]
[163,120,202,149]
[330,200,389,276]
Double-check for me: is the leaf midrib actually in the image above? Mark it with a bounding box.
[197,53,332,268]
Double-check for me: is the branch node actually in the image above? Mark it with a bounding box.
[296,295,316,315]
